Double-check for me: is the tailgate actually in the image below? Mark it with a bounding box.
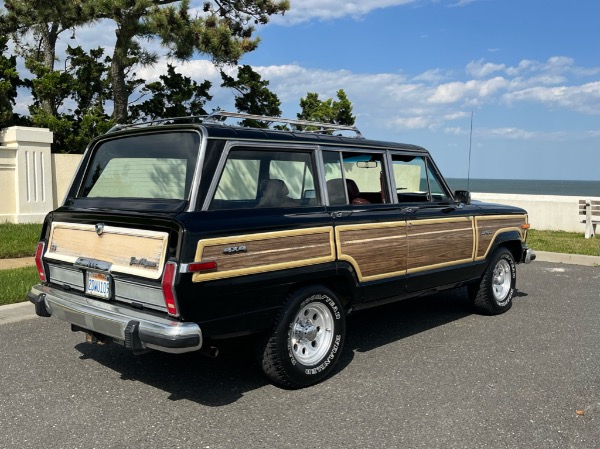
[44,221,171,312]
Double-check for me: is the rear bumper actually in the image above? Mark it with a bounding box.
[28,284,202,354]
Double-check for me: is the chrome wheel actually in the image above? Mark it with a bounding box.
[291,302,334,365]
[492,259,512,302]
[260,286,346,388]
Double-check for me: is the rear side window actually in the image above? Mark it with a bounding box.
[209,148,318,209]
[79,132,200,200]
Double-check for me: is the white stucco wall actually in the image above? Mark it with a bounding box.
[52,154,83,207]
[0,126,54,223]
[472,193,600,233]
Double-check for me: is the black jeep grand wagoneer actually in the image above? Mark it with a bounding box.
[29,112,535,388]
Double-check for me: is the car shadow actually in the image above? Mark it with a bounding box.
[75,287,527,406]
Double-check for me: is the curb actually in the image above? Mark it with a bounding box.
[535,251,600,267]
[0,301,37,325]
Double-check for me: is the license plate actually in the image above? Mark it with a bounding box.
[85,272,111,299]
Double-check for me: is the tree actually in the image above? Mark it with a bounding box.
[0,36,23,127]
[129,63,212,122]
[0,0,92,116]
[94,0,290,123]
[27,45,114,153]
[63,46,114,153]
[220,64,281,127]
[297,89,356,127]
[1,0,289,125]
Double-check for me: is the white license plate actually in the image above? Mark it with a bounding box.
[85,272,111,299]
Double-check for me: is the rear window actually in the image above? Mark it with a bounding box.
[79,132,200,200]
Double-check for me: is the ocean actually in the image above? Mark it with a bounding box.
[446,178,600,197]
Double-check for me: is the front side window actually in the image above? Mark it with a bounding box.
[392,155,449,203]
[323,151,387,206]
[209,148,318,209]
[79,132,199,200]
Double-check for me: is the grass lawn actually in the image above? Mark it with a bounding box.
[0,266,39,306]
[0,223,42,259]
[528,229,600,257]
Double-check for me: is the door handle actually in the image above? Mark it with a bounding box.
[330,211,353,218]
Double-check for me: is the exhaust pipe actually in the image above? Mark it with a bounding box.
[199,346,219,358]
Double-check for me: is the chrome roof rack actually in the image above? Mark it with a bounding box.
[204,111,364,138]
[107,111,363,138]
[107,115,207,133]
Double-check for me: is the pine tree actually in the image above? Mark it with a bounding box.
[220,65,281,127]
[0,36,23,127]
[129,64,212,122]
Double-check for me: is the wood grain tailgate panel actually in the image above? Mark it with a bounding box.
[45,222,168,279]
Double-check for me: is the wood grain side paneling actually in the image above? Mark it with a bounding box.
[192,227,335,282]
[475,215,527,260]
[407,218,474,273]
[45,222,168,279]
[336,222,407,281]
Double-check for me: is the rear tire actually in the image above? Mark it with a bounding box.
[470,248,516,315]
[259,285,346,389]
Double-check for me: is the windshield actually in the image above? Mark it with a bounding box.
[78,131,200,200]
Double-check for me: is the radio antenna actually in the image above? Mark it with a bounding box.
[467,111,473,192]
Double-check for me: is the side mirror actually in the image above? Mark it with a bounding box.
[454,190,471,205]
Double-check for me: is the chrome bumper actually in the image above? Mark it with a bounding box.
[28,284,202,354]
[523,248,536,264]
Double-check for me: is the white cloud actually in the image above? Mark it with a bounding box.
[427,77,508,104]
[172,56,598,134]
[271,0,418,25]
[503,82,600,115]
[450,0,479,6]
[466,60,506,78]
[412,68,452,83]
[476,128,572,141]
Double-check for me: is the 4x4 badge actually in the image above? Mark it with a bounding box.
[95,223,105,236]
[223,245,247,254]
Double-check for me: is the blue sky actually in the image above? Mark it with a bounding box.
[13,0,600,181]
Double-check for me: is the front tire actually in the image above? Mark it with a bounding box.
[470,248,516,315]
[259,285,346,389]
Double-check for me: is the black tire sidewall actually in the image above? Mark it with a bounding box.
[276,287,345,386]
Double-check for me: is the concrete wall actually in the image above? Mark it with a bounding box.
[51,154,82,207]
[471,193,600,233]
[0,127,54,223]
[0,127,83,223]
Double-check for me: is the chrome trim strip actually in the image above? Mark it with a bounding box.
[187,127,208,212]
[30,284,202,354]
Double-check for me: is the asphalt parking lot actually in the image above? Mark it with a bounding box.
[1,261,598,449]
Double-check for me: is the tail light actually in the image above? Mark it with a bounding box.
[35,241,47,282]
[161,261,179,317]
